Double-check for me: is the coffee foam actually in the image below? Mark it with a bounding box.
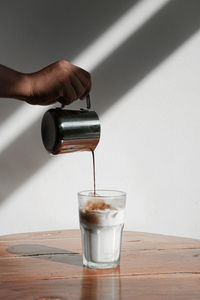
[80,197,124,226]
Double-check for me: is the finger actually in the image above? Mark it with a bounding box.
[71,75,86,99]
[27,97,56,106]
[75,68,91,87]
[80,78,92,100]
[57,96,72,106]
[62,81,78,103]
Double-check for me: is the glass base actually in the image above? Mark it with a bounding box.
[83,262,119,269]
[83,256,120,269]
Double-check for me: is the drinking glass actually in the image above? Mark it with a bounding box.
[78,190,126,269]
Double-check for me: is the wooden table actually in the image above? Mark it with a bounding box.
[1,230,200,299]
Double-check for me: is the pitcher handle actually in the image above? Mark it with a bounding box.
[86,94,91,109]
[60,94,91,110]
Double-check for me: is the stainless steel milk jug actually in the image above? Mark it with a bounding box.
[41,95,100,155]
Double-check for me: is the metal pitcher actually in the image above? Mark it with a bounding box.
[41,95,100,155]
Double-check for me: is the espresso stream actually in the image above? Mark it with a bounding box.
[91,150,96,195]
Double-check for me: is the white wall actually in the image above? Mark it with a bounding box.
[0,0,200,239]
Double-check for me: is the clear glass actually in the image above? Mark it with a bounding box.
[78,190,126,269]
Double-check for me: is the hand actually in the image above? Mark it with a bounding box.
[26,60,91,106]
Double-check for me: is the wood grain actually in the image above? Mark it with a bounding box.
[0,230,200,299]
[1,274,200,300]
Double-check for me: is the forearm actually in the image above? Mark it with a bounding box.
[0,64,30,100]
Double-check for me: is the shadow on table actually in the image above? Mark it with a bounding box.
[7,244,82,266]
[7,244,123,299]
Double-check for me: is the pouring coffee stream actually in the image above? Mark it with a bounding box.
[41,95,100,194]
[91,149,96,195]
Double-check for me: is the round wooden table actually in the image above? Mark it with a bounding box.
[1,230,200,299]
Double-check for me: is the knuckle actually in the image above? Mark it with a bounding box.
[56,59,67,68]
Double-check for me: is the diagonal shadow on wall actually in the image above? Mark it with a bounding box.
[0,99,23,126]
[0,0,200,204]
[0,0,136,125]
[92,0,200,114]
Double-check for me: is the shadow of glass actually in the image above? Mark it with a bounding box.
[1,0,200,205]
[7,244,82,266]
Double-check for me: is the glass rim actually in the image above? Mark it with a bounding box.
[78,189,126,198]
